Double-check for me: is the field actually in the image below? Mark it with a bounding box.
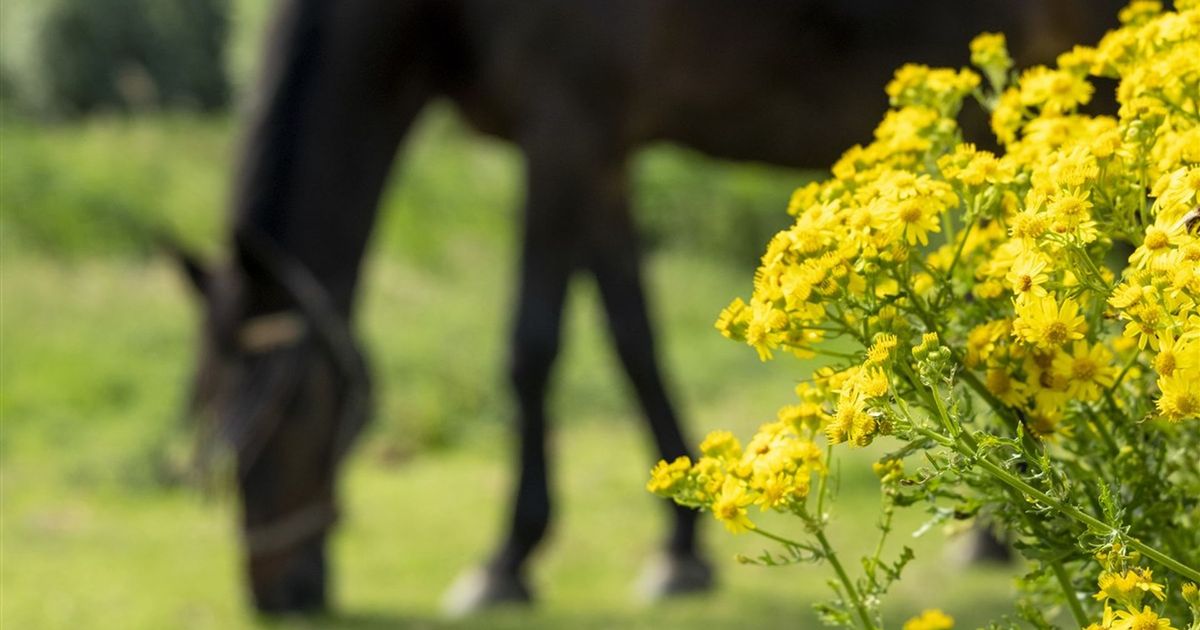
[1,8,1023,623]
[0,108,1028,629]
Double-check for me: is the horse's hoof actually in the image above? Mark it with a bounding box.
[952,526,1013,567]
[636,551,715,601]
[441,566,533,617]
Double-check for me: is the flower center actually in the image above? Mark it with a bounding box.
[1175,391,1199,416]
[897,203,923,224]
[1155,352,1176,376]
[715,500,739,520]
[1144,229,1169,250]
[1045,321,1070,345]
[1072,357,1097,381]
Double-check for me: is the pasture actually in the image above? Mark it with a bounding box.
[3,5,1020,624]
[2,109,1021,629]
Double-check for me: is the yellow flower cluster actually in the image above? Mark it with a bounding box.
[654,5,1200,627]
[1089,566,1177,630]
[656,4,1200,627]
[647,412,824,533]
[713,0,1200,442]
[902,609,955,630]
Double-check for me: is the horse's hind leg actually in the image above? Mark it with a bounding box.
[585,176,713,599]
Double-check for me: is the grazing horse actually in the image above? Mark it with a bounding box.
[179,0,1119,614]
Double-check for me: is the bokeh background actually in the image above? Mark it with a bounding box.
[2,1,1020,627]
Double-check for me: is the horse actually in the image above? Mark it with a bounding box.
[176,0,1120,614]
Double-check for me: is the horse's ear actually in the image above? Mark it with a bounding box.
[151,229,212,296]
[165,242,212,297]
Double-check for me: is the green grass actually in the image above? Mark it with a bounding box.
[1,109,1020,628]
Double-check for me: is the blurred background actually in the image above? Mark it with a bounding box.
[1,1,1018,627]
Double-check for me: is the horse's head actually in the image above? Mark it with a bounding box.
[174,232,369,613]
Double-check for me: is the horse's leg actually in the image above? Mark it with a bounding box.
[584,177,713,599]
[225,0,432,613]
[445,109,623,615]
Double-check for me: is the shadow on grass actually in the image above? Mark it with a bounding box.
[259,609,439,630]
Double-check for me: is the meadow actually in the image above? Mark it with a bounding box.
[2,7,1020,626]
[1,106,1027,629]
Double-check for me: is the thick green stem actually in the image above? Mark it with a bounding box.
[973,456,1200,583]
[1047,554,1089,627]
[914,424,1200,584]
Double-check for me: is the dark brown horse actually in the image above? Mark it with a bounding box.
[179,0,1119,615]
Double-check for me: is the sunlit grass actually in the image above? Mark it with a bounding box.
[3,110,1018,628]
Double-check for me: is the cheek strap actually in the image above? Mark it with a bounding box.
[243,499,338,557]
[238,311,308,353]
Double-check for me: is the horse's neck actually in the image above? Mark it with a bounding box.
[230,0,430,316]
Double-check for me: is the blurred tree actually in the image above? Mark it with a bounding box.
[0,0,229,117]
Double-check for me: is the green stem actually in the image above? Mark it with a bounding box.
[1047,554,1089,627]
[915,424,1200,583]
[752,526,807,549]
[1105,349,1141,398]
[866,499,896,589]
[752,526,878,630]
[926,383,1090,623]
[942,208,977,287]
[813,526,878,630]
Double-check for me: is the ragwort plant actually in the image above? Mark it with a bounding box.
[648,2,1200,628]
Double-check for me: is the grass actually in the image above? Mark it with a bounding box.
[1,107,1022,628]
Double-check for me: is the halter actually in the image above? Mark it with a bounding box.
[230,228,370,558]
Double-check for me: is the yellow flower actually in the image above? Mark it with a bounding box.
[1118,0,1162,25]
[885,197,942,246]
[866,333,899,364]
[856,367,890,398]
[971,32,1013,86]
[1129,223,1182,269]
[1058,45,1097,74]
[1156,371,1200,421]
[1052,341,1116,400]
[1110,606,1176,630]
[700,430,743,463]
[992,87,1024,145]
[647,456,691,497]
[1095,568,1167,608]
[903,608,955,630]
[715,298,749,341]
[1017,66,1094,114]
[1009,209,1050,243]
[1151,331,1199,378]
[974,279,1006,299]
[1122,304,1165,350]
[966,320,1009,368]
[873,458,904,483]
[710,477,755,534]
[1048,188,1094,229]
[1182,582,1199,606]
[986,367,1028,406]
[1006,253,1050,302]
[1013,296,1087,350]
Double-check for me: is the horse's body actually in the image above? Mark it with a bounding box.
[184,0,1119,613]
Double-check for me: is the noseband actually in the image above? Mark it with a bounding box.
[231,229,370,558]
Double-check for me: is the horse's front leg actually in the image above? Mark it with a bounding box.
[444,107,624,615]
[583,171,713,600]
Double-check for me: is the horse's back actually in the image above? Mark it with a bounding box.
[441,0,1120,166]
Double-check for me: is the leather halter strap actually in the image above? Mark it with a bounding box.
[232,228,371,558]
[238,312,308,353]
[243,499,338,557]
